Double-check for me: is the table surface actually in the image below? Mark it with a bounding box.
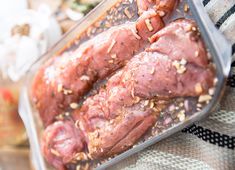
[0,147,31,170]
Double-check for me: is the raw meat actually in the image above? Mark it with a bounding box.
[41,19,214,170]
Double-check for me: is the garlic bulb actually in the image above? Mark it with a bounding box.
[0,2,62,81]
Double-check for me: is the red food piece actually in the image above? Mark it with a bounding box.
[0,88,16,104]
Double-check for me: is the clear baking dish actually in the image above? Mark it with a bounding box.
[19,0,232,170]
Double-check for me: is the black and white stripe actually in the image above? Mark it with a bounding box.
[215,4,235,29]
[182,124,235,150]
[203,0,235,59]
[203,0,211,6]
[232,43,235,55]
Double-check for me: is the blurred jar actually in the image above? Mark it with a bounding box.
[0,78,26,146]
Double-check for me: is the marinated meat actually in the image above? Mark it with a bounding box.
[32,10,164,126]
[137,0,178,16]
[41,19,215,170]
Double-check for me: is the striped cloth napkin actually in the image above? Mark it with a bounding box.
[111,0,235,169]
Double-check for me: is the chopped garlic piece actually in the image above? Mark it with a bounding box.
[158,11,166,17]
[51,149,60,157]
[184,4,189,12]
[70,103,79,109]
[107,40,116,53]
[150,67,155,74]
[177,66,186,74]
[209,88,215,95]
[144,100,149,106]
[180,58,187,65]
[198,95,212,103]
[195,50,199,57]
[195,83,203,94]
[172,60,180,70]
[145,19,154,31]
[111,54,117,59]
[57,84,63,92]
[80,75,90,81]
[213,78,218,85]
[177,110,186,121]
[149,101,154,108]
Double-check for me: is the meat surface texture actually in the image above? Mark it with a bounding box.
[41,121,85,170]
[32,10,164,126]
[149,19,209,68]
[137,0,178,16]
[41,19,215,170]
